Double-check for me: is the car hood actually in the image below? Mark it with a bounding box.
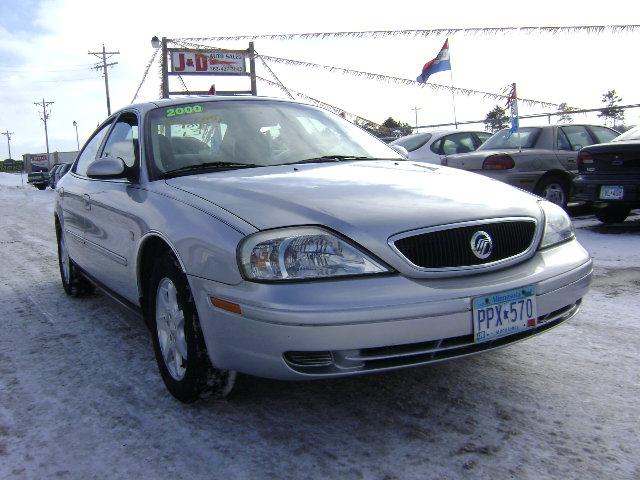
[165,161,542,267]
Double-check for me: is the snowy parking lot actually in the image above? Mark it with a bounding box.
[0,173,638,479]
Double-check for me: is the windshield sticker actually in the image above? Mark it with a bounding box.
[166,105,203,117]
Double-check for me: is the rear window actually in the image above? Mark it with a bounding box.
[479,128,541,150]
[589,126,619,144]
[614,125,640,141]
[391,133,432,152]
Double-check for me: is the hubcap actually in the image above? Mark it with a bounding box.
[156,278,187,381]
[543,183,566,206]
[60,234,70,283]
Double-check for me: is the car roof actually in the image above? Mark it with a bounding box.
[124,95,299,115]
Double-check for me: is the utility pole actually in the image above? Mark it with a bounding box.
[411,106,421,132]
[1,130,13,159]
[89,44,120,115]
[34,99,54,167]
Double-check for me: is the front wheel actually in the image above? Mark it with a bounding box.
[36,184,46,190]
[595,205,631,224]
[56,225,93,296]
[535,176,569,209]
[148,253,236,402]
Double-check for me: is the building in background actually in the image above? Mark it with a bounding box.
[22,151,78,172]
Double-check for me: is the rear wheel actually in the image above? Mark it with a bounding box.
[535,175,569,209]
[595,205,631,224]
[148,253,236,402]
[56,225,93,296]
[36,184,46,190]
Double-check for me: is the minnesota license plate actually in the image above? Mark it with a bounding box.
[472,286,537,344]
[600,185,624,200]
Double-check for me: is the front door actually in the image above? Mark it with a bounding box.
[81,112,143,303]
[61,121,112,267]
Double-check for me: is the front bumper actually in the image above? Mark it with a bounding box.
[190,239,592,380]
[573,174,640,204]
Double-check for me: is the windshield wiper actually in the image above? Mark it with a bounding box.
[159,162,261,179]
[288,155,377,165]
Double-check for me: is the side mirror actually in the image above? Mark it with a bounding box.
[86,157,127,179]
[390,144,409,158]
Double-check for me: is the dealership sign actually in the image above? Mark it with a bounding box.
[170,50,246,74]
[31,154,48,167]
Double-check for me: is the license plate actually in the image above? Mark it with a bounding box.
[600,185,624,200]
[472,286,537,343]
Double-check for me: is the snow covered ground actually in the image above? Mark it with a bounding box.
[0,174,638,479]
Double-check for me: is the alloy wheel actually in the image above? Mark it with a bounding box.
[156,278,188,381]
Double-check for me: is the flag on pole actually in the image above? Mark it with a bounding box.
[506,83,519,135]
[416,39,451,84]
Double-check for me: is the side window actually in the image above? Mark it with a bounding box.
[559,126,592,150]
[557,129,571,151]
[475,132,492,146]
[440,133,476,155]
[589,126,619,144]
[101,114,139,168]
[430,138,443,154]
[75,122,112,176]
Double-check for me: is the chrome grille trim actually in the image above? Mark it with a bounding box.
[388,216,543,277]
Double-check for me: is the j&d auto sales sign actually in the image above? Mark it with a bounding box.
[170,50,246,74]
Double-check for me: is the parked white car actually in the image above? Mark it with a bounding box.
[390,130,492,164]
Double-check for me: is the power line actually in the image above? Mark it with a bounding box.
[34,99,54,166]
[416,103,640,129]
[88,44,120,115]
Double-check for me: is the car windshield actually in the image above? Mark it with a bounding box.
[390,133,432,152]
[614,125,640,142]
[478,127,541,150]
[147,100,402,177]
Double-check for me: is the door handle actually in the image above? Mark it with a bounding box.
[83,194,91,211]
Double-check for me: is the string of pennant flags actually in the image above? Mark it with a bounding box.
[169,37,560,108]
[179,24,640,42]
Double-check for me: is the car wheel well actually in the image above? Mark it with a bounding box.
[534,170,571,191]
[137,236,180,325]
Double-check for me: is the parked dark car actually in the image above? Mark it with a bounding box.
[573,126,640,223]
[50,163,71,189]
[443,125,619,208]
[27,168,50,190]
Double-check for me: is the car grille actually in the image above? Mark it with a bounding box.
[392,219,537,269]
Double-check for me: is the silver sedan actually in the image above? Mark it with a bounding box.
[55,97,592,402]
[443,124,619,207]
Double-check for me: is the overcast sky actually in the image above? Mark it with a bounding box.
[1,0,639,160]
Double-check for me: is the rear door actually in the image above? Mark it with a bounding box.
[556,125,593,173]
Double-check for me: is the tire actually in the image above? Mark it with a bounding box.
[534,175,569,209]
[56,225,94,296]
[595,205,631,224]
[148,253,236,402]
[36,184,46,190]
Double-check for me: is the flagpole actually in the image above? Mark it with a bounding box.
[448,54,458,129]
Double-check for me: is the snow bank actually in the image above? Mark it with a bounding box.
[0,172,27,187]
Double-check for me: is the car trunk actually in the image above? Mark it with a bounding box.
[581,143,640,174]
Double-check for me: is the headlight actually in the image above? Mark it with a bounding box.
[238,227,389,281]
[539,201,575,249]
